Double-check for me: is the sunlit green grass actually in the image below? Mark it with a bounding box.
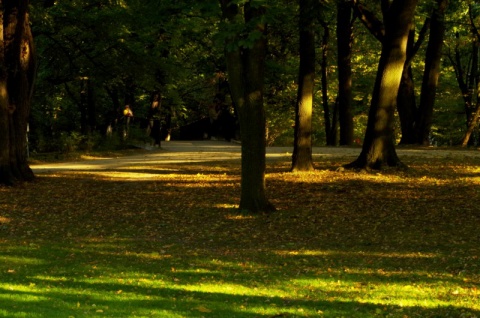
[1,238,478,317]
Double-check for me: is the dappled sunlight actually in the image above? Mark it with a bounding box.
[2,256,46,266]
[274,249,438,259]
[290,277,480,310]
[224,213,255,220]
[0,216,11,224]
[0,236,478,317]
[2,146,480,317]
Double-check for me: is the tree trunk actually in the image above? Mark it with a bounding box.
[292,0,315,171]
[148,91,162,147]
[87,79,95,134]
[397,28,417,145]
[416,0,448,145]
[345,0,418,170]
[220,0,274,213]
[337,0,354,146]
[0,1,36,185]
[320,20,334,147]
[461,98,480,146]
[79,78,96,135]
[397,65,417,144]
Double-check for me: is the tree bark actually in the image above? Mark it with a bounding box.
[292,0,315,171]
[148,91,162,147]
[397,66,417,144]
[345,0,418,170]
[458,3,480,147]
[448,28,478,146]
[0,1,36,185]
[337,0,354,146]
[220,0,274,213]
[320,20,334,146]
[461,99,480,146]
[397,28,418,145]
[416,0,448,145]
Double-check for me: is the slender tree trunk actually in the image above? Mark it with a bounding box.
[416,0,448,145]
[461,98,480,146]
[87,78,95,134]
[448,32,471,121]
[220,0,274,213]
[0,1,36,185]
[449,29,478,146]
[80,78,89,135]
[292,0,315,171]
[148,91,162,147]
[80,78,96,136]
[105,85,121,136]
[345,0,418,170]
[320,21,334,146]
[337,0,354,146]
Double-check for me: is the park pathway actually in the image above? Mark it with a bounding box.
[31,140,480,174]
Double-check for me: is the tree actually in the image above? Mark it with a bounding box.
[447,3,480,146]
[320,19,336,146]
[0,1,36,185]
[459,3,480,147]
[336,0,354,146]
[292,0,315,171]
[354,1,433,146]
[219,0,275,213]
[345,0,418,170]
[416,0,448,145]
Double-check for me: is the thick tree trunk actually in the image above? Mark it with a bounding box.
[416,0,448,145]
[0,6,11,183]
[220,0,274,213]
[397,27,417,145]
[292,0,315,171]
[345,0,418,170]
[337,0,354,146]
[0,1,36,185]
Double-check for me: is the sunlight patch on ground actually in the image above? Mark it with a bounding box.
[224,213,255,220]
[89,171,163,180]
[0,216,11,224]
[2,256,46,265]
[274,249,438,259]
[0,284,50,301]
[290,277,480,310]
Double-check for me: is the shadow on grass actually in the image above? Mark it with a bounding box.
[1,236,479,317]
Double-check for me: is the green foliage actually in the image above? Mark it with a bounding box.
[28,0,478,151]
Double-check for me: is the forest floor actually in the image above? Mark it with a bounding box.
[1,140,479,317]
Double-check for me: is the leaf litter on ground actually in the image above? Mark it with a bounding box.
[0,147,479,317]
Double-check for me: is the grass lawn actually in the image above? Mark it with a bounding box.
[0,148,479,317]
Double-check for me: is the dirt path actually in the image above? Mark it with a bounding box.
[31,140,480,174]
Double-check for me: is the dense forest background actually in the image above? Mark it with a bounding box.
[28,0,478,154]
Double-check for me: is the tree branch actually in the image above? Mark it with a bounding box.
[352,1,384,42]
